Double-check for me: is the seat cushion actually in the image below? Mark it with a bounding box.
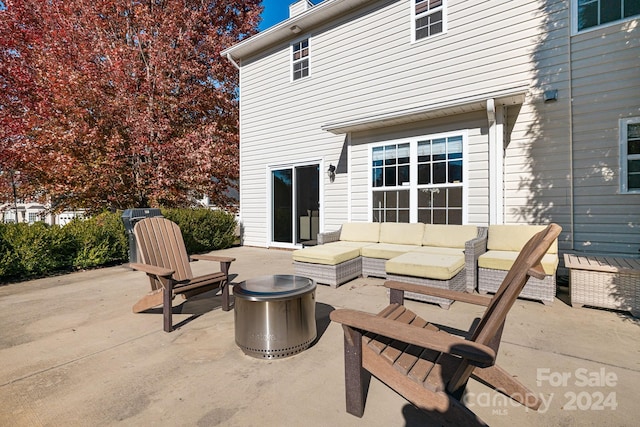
[478,250,559,275]
[411,246,465,256]
[379,223,425,245]
[487,225,558,254]
[339,222,380,243]
[360,243,421,260]
[386,252,465,280]
[292,244,361,266]
[422,224,478,248]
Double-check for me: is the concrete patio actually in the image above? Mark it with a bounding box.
[1,245,638,426]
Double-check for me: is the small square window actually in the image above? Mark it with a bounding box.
[413,0,446,41]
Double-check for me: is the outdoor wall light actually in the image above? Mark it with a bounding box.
[543,89,558,103]
[290,25,302,34]
[327,164,336,182]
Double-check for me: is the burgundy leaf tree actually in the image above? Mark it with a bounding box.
[0,0,261,212]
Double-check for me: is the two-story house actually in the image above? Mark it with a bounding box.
[222,0,640,259]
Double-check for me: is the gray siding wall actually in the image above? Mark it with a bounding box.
[569,19,640,255]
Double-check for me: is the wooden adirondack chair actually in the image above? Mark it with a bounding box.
[330,223,562,426]
[129,217,235,332]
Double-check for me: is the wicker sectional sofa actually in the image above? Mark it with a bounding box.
[477,225,560,305]
[292,223,488,308]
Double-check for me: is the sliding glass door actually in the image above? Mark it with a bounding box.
[271,164,319,246]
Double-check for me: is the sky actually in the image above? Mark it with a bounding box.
[259,0,320,31]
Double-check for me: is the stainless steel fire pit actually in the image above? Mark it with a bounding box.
[233,275,317,359]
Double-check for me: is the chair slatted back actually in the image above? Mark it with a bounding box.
[447,223,561,393]
[133,218,194,289]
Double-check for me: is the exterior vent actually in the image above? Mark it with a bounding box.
[289,0,313,18]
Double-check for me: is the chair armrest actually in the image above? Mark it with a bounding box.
[464,227,488,292]
[385,280,492,306]
[129,263,174,278]
[190,254,236,263]
[330,309,495,367]
[317,228,341,245]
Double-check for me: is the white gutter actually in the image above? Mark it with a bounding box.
[226,53,240,70]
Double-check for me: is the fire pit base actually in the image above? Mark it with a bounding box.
[233,275,317,359]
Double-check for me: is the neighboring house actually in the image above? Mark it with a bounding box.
[222,0,640,258]
[1,203,83,225]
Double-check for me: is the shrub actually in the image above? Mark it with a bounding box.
[161,208,237,254]
[65,211,128,269]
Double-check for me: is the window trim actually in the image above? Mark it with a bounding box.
[411,0,448,44]
[368,130,469,223]
[290,36,311,82]
[572,0,640,35]
[620,117,640,194]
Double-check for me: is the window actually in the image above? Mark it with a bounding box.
[371,133,466,224]
[413,0,446,41]
[621,117,640,193]
[576,0,640,32]
[291,38,309,81]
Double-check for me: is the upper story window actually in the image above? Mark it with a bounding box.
[291,38,309,81]
[620,117,640,193]
[413,0,446,41]
[575,0,640,32]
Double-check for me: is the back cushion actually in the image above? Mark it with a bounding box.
[487,225,558,253]
[340,222,380,243]
[422,225,478,248]
[379,223,425,245]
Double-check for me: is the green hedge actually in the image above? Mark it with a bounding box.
[0,208,237,283]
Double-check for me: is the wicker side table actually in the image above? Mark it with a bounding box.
[564,254,639,318]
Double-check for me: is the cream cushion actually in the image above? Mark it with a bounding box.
[478,250,559,275]
[487,225,558,254]
[292,243,360,266]
[340,222,380,243]
[361,243,421,260]
[423,224,478,248]
[386,252,465,280]
[411,246,465,256]
[379,223,425,245]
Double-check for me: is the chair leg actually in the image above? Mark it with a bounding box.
[221,261,232,311]
[342,326,369,417]
[163,280,174,332]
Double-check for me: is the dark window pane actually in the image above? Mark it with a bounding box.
[433,188,446,207]
[628,140,640,155]
[433,209,446,224]
[373,191,384,207]
[398,165,410,184]
[625,0,640,17]
[578,3,598,30]
[449,160,462,182]
[629,159,640,173]
[449,187,463,207]
[418,209,431,224]
[373,168,383,187]
[386,191,397,208]
[628,123,640,139]
[418,164,431,184]
[448,209,462,225]
[372,210,382,222]
[385,167,396,186]
[386,211,397,222]
[628,172,640,189]
[398,190,410,208]
[601,1,622,24]
[398,210,410,223]
[430,20,442,36]
[433,163,446,183]
[418,189,430,207]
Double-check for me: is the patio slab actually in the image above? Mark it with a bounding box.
[0,246,638,426]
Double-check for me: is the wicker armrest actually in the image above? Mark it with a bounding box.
[317,227,341,245]
[464,227,488,292]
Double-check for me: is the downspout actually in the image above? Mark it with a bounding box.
[487,99,497,225]
[568,32,575,250]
